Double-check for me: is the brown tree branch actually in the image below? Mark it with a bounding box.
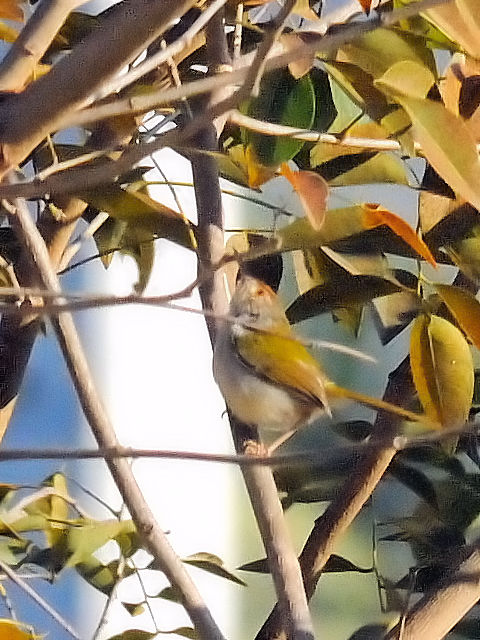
[0,0,195,176]
[386,538,480,640]
[4,194,226,640]
[0,0,86,92]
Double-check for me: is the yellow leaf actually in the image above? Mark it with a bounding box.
[373,83,480,211]
[0,619,40,639]
[280,163,328,231]
[375,59,434,99]
[410,314,473,429]
[435,284,480,349]
[292,0,319,21]
[362,203,436,267]
[245,145,277,189]
[0,19,18,43]
[426,0,480,58]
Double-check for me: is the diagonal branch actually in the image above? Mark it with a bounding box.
[0,0,87,92]
[4,194,225,640]
[386,538,480,640]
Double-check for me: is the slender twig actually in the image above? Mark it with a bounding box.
[0,417,478,463]
[0,559,81,640]
[229,110,415,152]
[96,0,228,100]
[54,0,452,132]
[4,195,226,640]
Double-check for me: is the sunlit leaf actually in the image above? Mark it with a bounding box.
[328,153,409,187]
[375,59,434,99]
[362,203,436,266]
[292,0,319,21]
[372,289,420,344]
[435,284,480,349]
[0,0,22,21]
[0,620,39,640]
[338,27,436,80]
[0,20,18,43]
[280,163,328,230]
[410,314,474,429]
[425,0,480,58]
[385,94,480,211]
[66,519,136,568]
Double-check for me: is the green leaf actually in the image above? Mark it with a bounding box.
[106,632,157,640]
[244,69,315,166]
[81,185,195,250]
[76,558,134,596]
[286,275,402,323]
[323,62,390,122]
[93,217,127,268]
[339,27,436,80]
[239,554,370,574]
[390,460,439,511]
[183,552,246,586]
[66,519,136,568]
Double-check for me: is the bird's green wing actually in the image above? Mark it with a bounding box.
[235,330,330,409]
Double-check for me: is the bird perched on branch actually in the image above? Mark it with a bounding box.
[213,276,427,447]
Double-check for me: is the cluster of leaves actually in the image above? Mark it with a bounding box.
[0,472,249,640]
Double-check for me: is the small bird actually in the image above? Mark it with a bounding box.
[213,276,331,443]
[213,276,429,445]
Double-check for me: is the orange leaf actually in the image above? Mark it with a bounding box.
[362,203,437,267]
[356,0,372,14]
[245,145,276,189]
[0,0,23,21]
[281,163,329,231]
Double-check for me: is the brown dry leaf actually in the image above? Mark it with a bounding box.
[362,203,436,267]
[292,0,319,21]
[281,163,328,231]
[0,0,23,21]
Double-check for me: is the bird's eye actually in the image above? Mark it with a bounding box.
[256,288,265,296]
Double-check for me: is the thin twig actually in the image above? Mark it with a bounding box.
[0,559,81,640]
[96,0,228,100]
[53,0,452,132]
[0,421,476,463]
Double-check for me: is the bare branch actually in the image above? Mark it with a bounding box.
[0,559,81,640]
[0,0,86,92]
[4,195,225,640]
[0,0,196,175]
[386,539,480,640]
